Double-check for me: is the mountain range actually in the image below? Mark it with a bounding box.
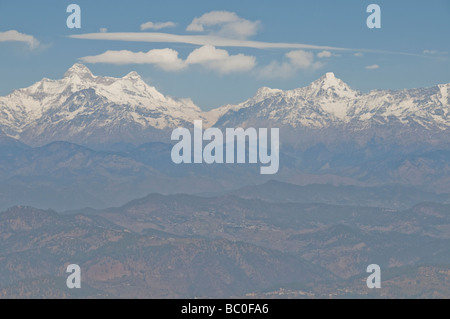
[0,64,448,148]
[0,64,208,146]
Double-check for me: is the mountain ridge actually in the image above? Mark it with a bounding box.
[0,64,208,145]
[215,71,449,130]
[0,64,448,146]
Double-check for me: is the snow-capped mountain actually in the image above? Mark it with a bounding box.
[0,64,207,145]
[215,72,449,131]
[0,65,448,147]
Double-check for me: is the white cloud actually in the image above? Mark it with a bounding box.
[187,11,237,32]
[80,48,186,71]
[99,28,108,33]
[79,45,256,74]
[140,21,176,31]
[0,30,40,49]
[423,50,448,55]
[186,11,260,40]
[317,50,332,58]
[259,50,323,78]
[354,52,364,57]
[365,64,379,70]
[186,45,255,73]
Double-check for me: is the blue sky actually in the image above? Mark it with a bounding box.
[0,0,449,110]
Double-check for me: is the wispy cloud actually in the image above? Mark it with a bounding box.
[365,64,379,70]
[354,52,364,57]
[423,50,448,55]
[70,32,356,51]
[79,45,255,74]
[258,50,323,78]
[140,21,176,31]
[0,30,40,49]
[186,11,261,40]
[69,32,430,58]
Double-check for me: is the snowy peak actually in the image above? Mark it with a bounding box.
[255,87,283,99]
[64,63,94,79]
[210,73,362,128]
[214,72,450,130]
[0,64,208,145]
[313,72,344,87]
[1,67,449,146]
[324,72,336,79]
[247,87,284,106]
[306,72,358,99]
[123,71,141,80]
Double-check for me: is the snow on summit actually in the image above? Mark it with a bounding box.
[215,72,449,130]
[0,64,207,144]
[0,65,448,145]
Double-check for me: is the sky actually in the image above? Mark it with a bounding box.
[0,0,449,110]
